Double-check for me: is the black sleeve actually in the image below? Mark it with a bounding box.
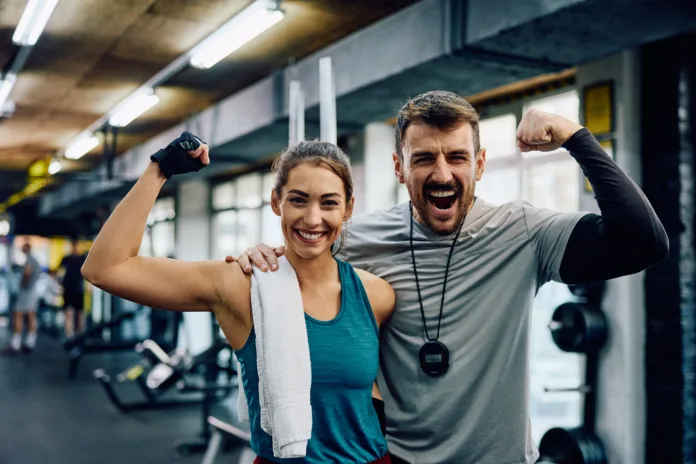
[559,129,669,284]
[372,397,386,436]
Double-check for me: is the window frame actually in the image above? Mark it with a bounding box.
[209,169,276,260]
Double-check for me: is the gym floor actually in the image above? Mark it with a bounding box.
[0,330,236,464]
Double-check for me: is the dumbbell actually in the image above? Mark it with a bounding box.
[548,302,607,353]
[538,427,607,464]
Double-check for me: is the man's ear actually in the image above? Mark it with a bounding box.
[475,148,486,181]
[393,152,405,184]
[271,189,281,216]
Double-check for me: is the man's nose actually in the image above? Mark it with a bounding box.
[430,156,454,184]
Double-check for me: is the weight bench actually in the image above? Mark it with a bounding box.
[201,416,254,464]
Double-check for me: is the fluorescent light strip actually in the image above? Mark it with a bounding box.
[48,159,61,175]
[108,90,160,127]
[13,0,60,46]
[65,133,99,160]
[189,1,284,69]
[0,74,17,110]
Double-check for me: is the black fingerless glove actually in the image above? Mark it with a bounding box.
[150,131,207,179]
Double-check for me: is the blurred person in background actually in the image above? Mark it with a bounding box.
[58,240,87,339]
[3,243,42,354]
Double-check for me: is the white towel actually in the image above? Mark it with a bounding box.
[236,256,312,458]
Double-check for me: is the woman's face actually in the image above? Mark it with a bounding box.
[272,162,353,260]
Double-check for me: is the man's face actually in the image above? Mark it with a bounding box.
[394,122,485,235]
[21,244,30,255]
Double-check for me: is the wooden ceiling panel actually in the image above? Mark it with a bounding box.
[58,83,139,115]
[109,0,249,65]
[43,0,157,37]
[0,108,85,150]
[79,55,162,86]
[0,0,28,29]
[148,0,249,22]
[11,72,81,108]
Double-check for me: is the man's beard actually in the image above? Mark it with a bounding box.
[409,180,475,236]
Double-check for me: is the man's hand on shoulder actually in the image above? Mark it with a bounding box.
[517,109,584,153]
[355,269,395,327]
[224,244,285,273]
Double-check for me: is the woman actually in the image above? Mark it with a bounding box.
[82,132,395,463]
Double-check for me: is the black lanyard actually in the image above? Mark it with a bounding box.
[409,201,465,376]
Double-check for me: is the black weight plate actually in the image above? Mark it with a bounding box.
[549,303,608,353]
[539,427,607,464]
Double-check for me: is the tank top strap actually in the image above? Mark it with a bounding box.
[336,259,379,336]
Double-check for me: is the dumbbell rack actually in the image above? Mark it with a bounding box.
[538,282,609,464]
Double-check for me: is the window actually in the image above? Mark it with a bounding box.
[212,210,238,260]
[263,171,275,203]
[475,167,520,206]
[238,209,261,254]
[141,197,176,258]
[237,173,262,208]
[212,182,236,210]
[523,158,579,213]
[523,91,580,123]
[211,172,268,259]
[397,183,410,204]
[262,205,283,246]
[151,221,175,258]
[479,114,517,159]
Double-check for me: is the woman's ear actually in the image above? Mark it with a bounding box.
[271,189,281,216]
[344,196,354,221]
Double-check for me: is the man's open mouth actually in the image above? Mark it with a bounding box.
[427,189,458,210]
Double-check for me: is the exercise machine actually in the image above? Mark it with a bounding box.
[200,417,254,464]
[65,304,181,379]
[175,345,239,455]
[537,281,608,464]
[64,307,144,379]
[94,337,235,413]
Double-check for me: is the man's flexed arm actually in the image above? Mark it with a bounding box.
[517,110,669,284]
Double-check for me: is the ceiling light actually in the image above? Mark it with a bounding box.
[108,89,159,128]
[13,0,60,46]
[189,1,284,70]
[0,74,17,110]
[48,158,61,175]
[65,133,99,160]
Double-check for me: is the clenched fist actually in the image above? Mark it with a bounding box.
[516,109,583,153]
[151,131,210,179]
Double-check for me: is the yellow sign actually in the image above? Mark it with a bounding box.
[28,158,50,178]
[0,158,53,212]
[584,82,613,135]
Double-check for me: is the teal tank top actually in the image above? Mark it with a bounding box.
[234,259,388,463]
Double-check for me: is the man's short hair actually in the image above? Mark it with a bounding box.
[394,90,481,158]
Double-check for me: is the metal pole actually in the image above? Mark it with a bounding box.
[288,80,305,146]
[319,56,337,145]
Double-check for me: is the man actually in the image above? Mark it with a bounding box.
[58,240,87,338]
[3,243,42,354]
[228,91,668,463]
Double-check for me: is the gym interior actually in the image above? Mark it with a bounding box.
[0,1,695,463]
